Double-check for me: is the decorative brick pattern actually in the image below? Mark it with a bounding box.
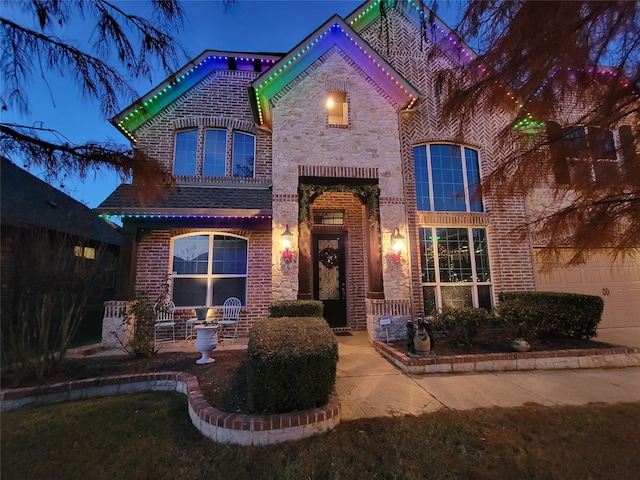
[359,13,537,315]
[298,165,379,179]
[0,372,341,446]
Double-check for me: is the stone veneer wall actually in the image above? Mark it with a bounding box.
[359,13,537,316]
[134,229,271,337]
[270,49,412,325]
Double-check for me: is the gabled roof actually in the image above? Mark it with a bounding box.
[96,183,272,220]
[1,157,121,245]
[249,14,420,129]
[346,0,476,66]
[111,50,283,141]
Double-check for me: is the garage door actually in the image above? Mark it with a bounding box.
[533,249,640,328]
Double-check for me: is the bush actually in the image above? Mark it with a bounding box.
[246,317,338,414]
[269,300,323,318]
[498,292,603,339]
[431,307,493,347]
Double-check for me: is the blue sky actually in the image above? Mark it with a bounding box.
[4,0,462,208]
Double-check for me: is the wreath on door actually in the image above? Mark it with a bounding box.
[318,246,340,270]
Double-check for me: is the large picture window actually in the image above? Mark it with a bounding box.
[413,144,483,212]
[171,233,248,307]
[419,227,492,312]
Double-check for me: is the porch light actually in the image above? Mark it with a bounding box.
[281,224,294,263]
[390,228,405,263]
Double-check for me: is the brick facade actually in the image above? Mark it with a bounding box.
[105,4,558,341]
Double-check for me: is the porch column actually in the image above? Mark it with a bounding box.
[366,201,384,299]
[113,224,138,300]
[297,226,313,300]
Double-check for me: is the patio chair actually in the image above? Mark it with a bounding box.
[154,299,176,345]
[218,297,242,344]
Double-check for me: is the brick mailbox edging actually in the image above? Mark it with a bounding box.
[0,372,341,446]
[373,341,640,374]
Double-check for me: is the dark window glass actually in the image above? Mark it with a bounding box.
[173,278,208,307]
[174,130,198,176]
[232,132,255,178]
[203,129,227,177]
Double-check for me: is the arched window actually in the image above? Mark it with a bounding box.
[170,233,248,307]
[413,143,483,212]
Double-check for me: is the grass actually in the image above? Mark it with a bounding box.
[2,393,640,479]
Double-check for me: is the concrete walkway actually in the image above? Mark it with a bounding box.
[335,329,640,420]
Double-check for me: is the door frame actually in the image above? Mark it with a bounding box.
[312,231,348,327]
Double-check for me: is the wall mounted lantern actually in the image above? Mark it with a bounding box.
[390,228,405,263]
[281,224,294,263]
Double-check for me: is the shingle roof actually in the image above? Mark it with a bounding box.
[1,157,121,245]
[96,183,272,218]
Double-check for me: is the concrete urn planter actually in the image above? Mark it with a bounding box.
[194,325,219,364]
[195,307,210,321]
[414,334,431,354]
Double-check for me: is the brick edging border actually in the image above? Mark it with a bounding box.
[373,341,640,374]
[0,372,341,446]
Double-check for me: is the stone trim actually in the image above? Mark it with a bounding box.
[0,372,341,446]
[374,341,640,374]
[298,165,379,179]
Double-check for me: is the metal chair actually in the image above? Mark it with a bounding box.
[154,299,176,345]
[218,297,241,344]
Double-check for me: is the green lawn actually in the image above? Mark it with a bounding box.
[2,393,639,480]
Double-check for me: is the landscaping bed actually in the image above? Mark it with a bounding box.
[392,327,617,356]
[1,349,249,413]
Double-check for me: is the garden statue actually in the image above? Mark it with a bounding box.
[406,320,416,354]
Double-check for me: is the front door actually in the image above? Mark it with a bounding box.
[313,233,347,327]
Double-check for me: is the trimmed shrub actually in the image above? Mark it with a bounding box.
[269,300,323,318]
[246,317,338,414]
[498,292,603,339]
[431,307,493,347]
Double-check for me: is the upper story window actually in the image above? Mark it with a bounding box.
[326,91,348,127]
[232,132,255,178]
[173,128,254,178]
[413,144,483,213]
[203,129,227,177]
[173,130,198,176]
[547,122,621,185]
[171,233,248,307]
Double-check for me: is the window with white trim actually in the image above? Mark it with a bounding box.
[171,233,248,307]
[173,129,198,176]
[326,91,348,126]
[419,227,492,312]
[173,129,255,178]
[413,144,483,212]
[203,129,227,177]
[232,131,255,178]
